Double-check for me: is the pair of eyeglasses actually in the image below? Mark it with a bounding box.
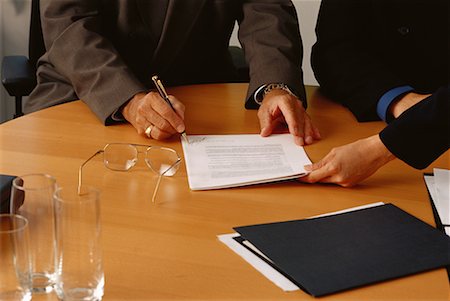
[78,143,181,203]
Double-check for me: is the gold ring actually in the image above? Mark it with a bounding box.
[144,125,153,138]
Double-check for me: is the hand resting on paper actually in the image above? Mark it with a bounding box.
[299,135,395,187]
[258,89,321,146]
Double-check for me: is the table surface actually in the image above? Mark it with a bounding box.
[1,84,449,300]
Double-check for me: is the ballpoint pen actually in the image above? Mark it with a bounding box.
[151,75,189,144]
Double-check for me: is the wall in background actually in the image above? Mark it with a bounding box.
[0,0,320,123]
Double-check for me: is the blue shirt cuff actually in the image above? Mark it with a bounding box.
[377,86,414,121]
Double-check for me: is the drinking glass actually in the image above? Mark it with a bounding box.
[54,185,104,301]
[0,214,32,301]
[10,173,57,293]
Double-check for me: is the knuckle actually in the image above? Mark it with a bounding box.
[155,119,174,133]
[136,105,147,116]
[328,164,339,174]
[135,115,146,125]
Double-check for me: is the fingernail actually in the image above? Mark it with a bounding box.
[297,137,304,146]
[305,136,313,145]
[177,125,185,133]
[304,164,312,171]
[260,127,269,137]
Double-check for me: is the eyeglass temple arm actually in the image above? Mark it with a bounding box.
[78,150,104,195]
[151,158,181,203]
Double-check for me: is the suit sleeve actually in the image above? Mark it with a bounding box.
[379,86,450,169]
[238,0,306,109]
[311,0,407,121]
[40,0,147,124]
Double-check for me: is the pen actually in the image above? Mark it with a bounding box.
[151,75,189,144]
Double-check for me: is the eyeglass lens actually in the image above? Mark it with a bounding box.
[145,147,180,176]
[102,144,179,176]
[103,144,138,171]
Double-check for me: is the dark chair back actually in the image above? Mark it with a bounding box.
[29,0,45,70]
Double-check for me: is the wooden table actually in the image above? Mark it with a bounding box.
[1,84,448,300]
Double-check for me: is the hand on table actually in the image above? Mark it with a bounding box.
[299,135,395,187]
[122,91,186,140]
[258,90,321,146]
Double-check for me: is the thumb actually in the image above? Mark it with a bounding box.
[304,160,325,172]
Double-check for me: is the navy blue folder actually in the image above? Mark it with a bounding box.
[0,174,15,213]
[234,203,450,297]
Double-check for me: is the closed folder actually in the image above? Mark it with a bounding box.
[234,204,450,297]
[0,174,16,213]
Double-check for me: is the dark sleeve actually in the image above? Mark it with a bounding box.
[379,86,450,169]
[239,0,306,109]
[311,0,407,121]
[40,0,146,124]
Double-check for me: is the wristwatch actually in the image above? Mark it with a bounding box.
[255,83,297,105]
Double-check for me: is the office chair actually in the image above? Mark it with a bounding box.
[1,0,44,118]
[229,45,249,83]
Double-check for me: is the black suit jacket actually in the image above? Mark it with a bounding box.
[26,0,306,124]
[311,0,449,121]
[379,86,449,169]
[312,0,449,168]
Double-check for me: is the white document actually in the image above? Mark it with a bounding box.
[181,134,311,190]
[434,168,450,225]
[218,202,385,292]
[424,169,450,236]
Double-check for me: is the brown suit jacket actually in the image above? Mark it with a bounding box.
[26,0,305,124]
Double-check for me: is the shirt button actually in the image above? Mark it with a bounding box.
[397,26,410,35]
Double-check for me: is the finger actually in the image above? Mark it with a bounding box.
[151,92,186,133]
[129,95,176,135]
[277,100,303,138]
[304,159,326,172]
[300,162,335,183]
[147,124,173,140]
[302,117,314,145]
[167,95,185,120]
[258,107,278,137]
[294,136,305,146]
[312,125,322,140]
[138,105,178,135]
[314,175,355,188]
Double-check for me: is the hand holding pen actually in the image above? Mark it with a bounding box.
[121,76,188,142]
[151,75,189,143]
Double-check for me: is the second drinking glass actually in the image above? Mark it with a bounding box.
[10,174,57,293]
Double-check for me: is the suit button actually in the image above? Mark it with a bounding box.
[397,26,410,35]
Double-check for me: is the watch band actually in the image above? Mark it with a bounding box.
[255,83,297,105]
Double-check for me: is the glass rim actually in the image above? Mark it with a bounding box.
[0,214,28,233]
[54,185,100,203]
[12,173,56,191]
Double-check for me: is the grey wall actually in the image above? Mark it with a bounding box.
[0,0,320,123]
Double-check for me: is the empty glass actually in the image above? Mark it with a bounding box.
[0,214,32,301]
[10,174,57,293]
[54,185,104,301]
